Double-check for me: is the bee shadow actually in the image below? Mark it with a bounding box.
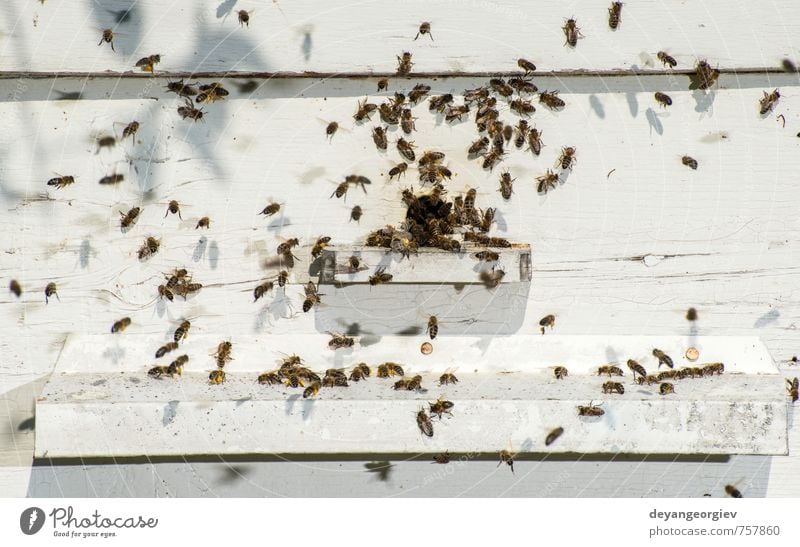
[78,239,92,269]
[645,107,664,136]
[208,241,220,269]
[216,0,238,19]
[754,308,780,328]
[284,393,302,416]
[162,401,179,426]
[692,89,716,114]
[301,30,313,61]
[192,236,208,262]
[267,216,291,231]
[589,94,605,119]
[625,90,639,117]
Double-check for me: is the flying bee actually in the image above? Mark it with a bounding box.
[654,92,672,108]
[173,320,191,342]
[468,137,490,157]
[545,427,564,446]
[377,78,389,92]
[660,382,675,395]
[537,169,559,194]
[439,368,458,386]
[429,94,454,113]
[44,281,61,304]
[158,285,173,301]
[353,98,378,122]
[479,268,505,288]
[653,348,674,369]
[417,409,434,437]
[253,281,273,302]
[47,175,75,189]
[328,331,355,350]
[626,359,647,379]
[260,202,281,216]
[95,135,116,152]
[325,121,339,140]
[725,485,743,498]
[276,270,289,288]
[682,156,698,170]
[539,314,555,334]
[302,381,321,399]
[345,174,372,192]
[177,99,204,121]
[372,126,388,150]
[396,137,416,161]
[98,28,115,51]
[349,363,371,382]
[302,281,322,312]
[429,396,454,419]
[330,181,349,200]
[426,316,439,340]
[598,364,624,377]
[603,381,625,395]
[498,449,515,473]
[444,104,470,122]
[238,9,250,27]
[369,266,393,286]
[9,280,21,298]
[98,173,124,185]
[214,341,232,368]
[686,307,698,321]
[759,89,780,115]
[164,200,182,219]
[137,236,160,260]
[276,238,299,255]
[433,451,450,464]
[554,366,569,380]
[562,18,582,47]
[388,162,408,181]
[518,58,537,73]
[311,236,332,258]
[122,121,139,140]
[657,51,677,68]
[608,2,623,29]
[135,54,160,73]
[377,362,404,378]
[786,378,799,403]
[557,147,577,170]
[209,369,226,384]
[155,341,179,359]
[111,317,131,333]
[539,90,565,110]
[166,79,198,97]
[397,52,413,75]
[577,401,605,416]
[415,21,432,40]
[510,98,536,117]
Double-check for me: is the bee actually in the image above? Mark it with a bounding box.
[787,378,799,403]
[518,58,537,73]
[277,270,289,288]
[415,21,432,40]
[135,54,160,73]
[389,162,408,181]
[377,362,405,378]
[302,381,321,399]
[369,266,393,286]
[377,78,389,92]
[328,331,355,350]
[657,51,677,68]
[158,285,174,301]
[173,320,191,343]
[603,381,625,395]
[209,369,226,384]
[482,148,505,170]
[682,156,698,170]
[44,281,61,304]
[468,137,490,157]
[257,371,282,385]
[538,314,555,334]
[479,269,505,288]
[536,169,559,194]
[598,364,624,377]
[276,238,299,256]
[349,363,371,382]
[652,348,674,369]
[439,368,458,386]
[694,59,720,90]
[137,237,160,260]
[702,362,725,376]
[608,2,623,29]
[47,175,75,189]
[166,79,198,97]
[557,147,577,170]
[445,104,470,122]
[725,485,743,498]
[354,98,378,122]
[510,98,536,117]
[110,317,131,333]
[554,366,569,380]
[302,281,322,312]
[97,134,117,151]
[433,451,450,464]
[539,90,565,110]
[397,52,413,75]
[98,28,115,51]
[577,401,605,416]
[545,426,564,446]
[426,316,439,340]
[311,236,331,258]
[155,341,179,359]
[686,307,698,321]
[759,89,780,115]
[9,280,21,298]
[650,92,673,110]
[429,396,454,419]
[416,409,434,437]
[238,9,250,27]
[122,121,140,140]
[562,18,582,47]
[260,202,281,216]
[659,382,675,395]
[98,174,124,185]
[325,121,339,140]
[372,126,388,150]
[396,137,416,161]
[626,359,646,379]
[214,341,233,368]
[429,94,454,113]
[177,99,204,121]
[498,449,515,473]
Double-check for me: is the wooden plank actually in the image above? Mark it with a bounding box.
[3,1,799,74]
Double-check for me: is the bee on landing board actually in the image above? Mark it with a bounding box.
[654,92,672,108]
[545,427,564,446]
[626,359,646,379]
[302,281,322,312]
[657,51,677,68]
[518,58,537,74]
[725,485,743,498]
[578,401,605,416]
[135,54,160,73]
[397,52,413,75]
[325,121,339,140]
[369,266,393,286]
[660,382,675,395]
[608,2,623,29]
[598,364,624,377]
[557,147,577,170]
[416,408,434,437]
[349,363,371,382]
[498,449,515,473]
[328,331,355,350]
[759,89,780,115]
[433,451,450,464]
[682,156,698,170]
[602,381,624,395]
[177,99,204,121]
[787,378,799,403]
[429,396,454,419]
[122,121,139,140]
[439,368,458,386]
[377,362,404,378]
[554,366,569,380]
[539,90,565,110]
[537,170,559,194]
[111,317,131,333]
[562,18,582,47]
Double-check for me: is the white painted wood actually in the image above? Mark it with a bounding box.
[3,1,799,74]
